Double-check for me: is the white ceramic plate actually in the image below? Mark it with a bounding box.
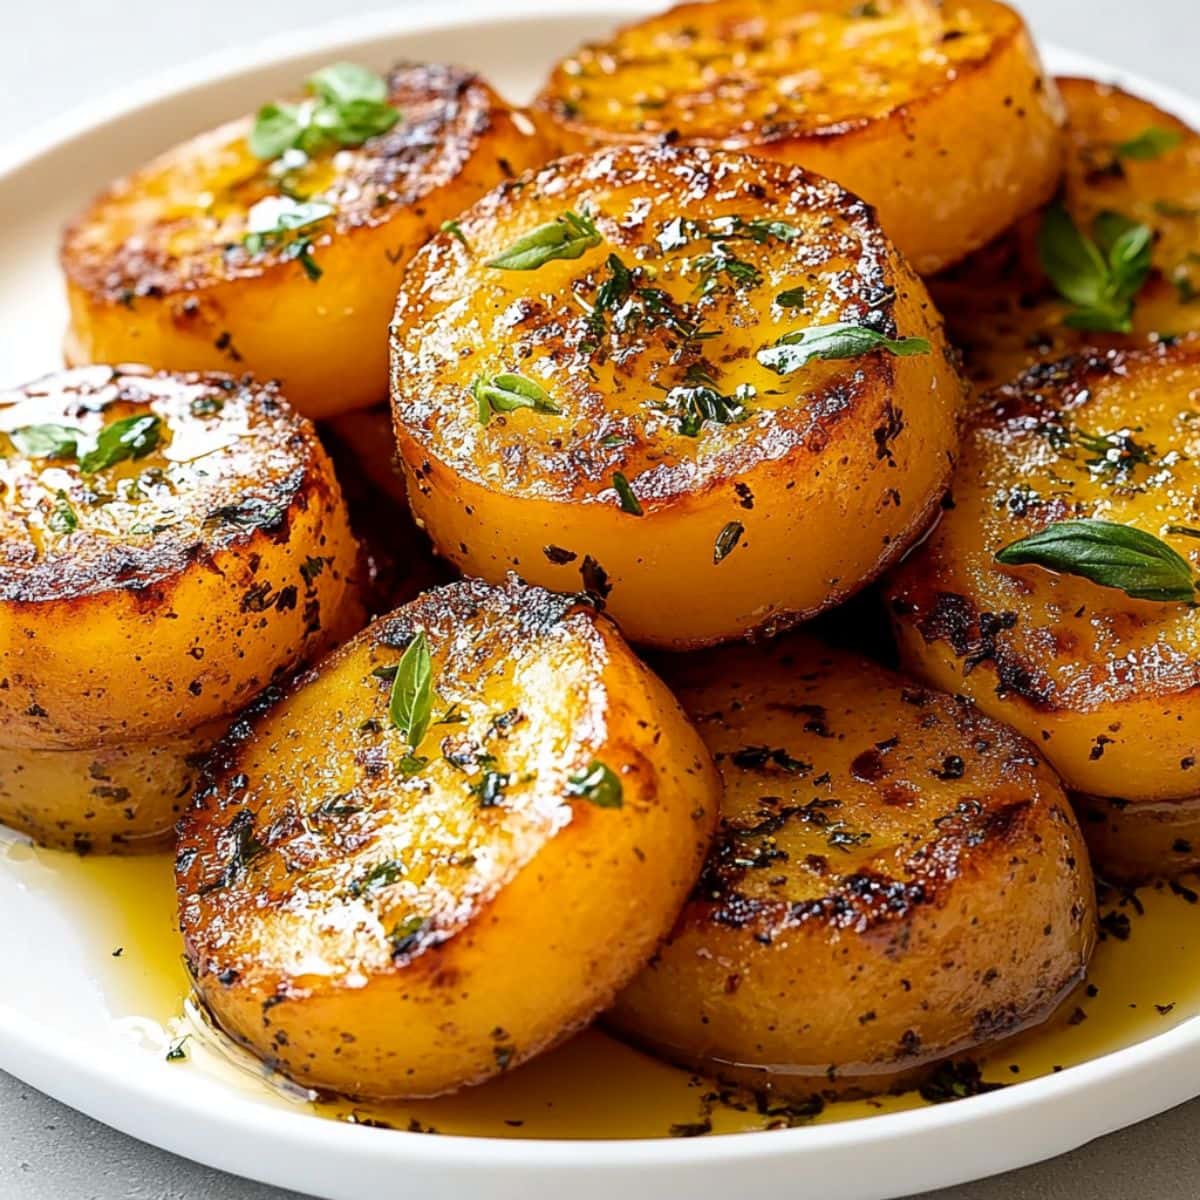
[4,4,1200,1198]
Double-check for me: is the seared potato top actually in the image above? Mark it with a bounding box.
[933,78,1200,390]
[887,344,1200,798]
[63,63,524,302]
[178,575,719,1096]
[0,365,323,602]
[0,365,359,747]
[539,0,1019,145]
[611,635,1093,1094]
[181,577,657,986]
[392,143,946,506]
[666,639,1069,917]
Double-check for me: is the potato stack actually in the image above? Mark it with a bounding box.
[39,0,1200,1114]
[0,366,361,852]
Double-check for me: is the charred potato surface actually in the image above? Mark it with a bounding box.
[0,366,358,748]
[535,0,1063,274]
[177,578,720,1099]
[0,717,227,854]
[887,345,1200,803]
[62,64,556,419]
[390,144,963,649]
[933,78,1200,391]
[610,636,1095,1097]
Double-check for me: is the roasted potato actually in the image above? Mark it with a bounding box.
[390,144,964,649]
[176,577,720,1099]
[0,365,359,748]
[534,0,1064,275]
[932,77,1200,391]
[1074,791,1200,884]
[609,636,1095,1097]
[886,344,1200,804]
[61,63,557,419]
[0,717,227,854]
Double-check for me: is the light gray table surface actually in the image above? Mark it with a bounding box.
[2,0,1199,1196]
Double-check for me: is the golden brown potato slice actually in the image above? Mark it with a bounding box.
[932,78,1200,391]
[610,636,1095,1098]
[390,143,964,649]
[534,0,1063,274]
[0,365,359,748]
[176,577,720,1099]
[1074,792,1200,884]
[0,718,227,854]
[886,344,1200,804]
[62,63,557,419]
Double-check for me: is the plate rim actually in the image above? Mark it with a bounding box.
[2,4,1200,1196]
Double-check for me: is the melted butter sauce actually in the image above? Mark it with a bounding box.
[9,843,1200,1140]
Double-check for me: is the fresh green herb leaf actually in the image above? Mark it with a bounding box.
[996,518,1196,602]
[775,286,807,308]
[349,859,405,897]
[311,795,363,819]
[189,395,224,417]
[308,62,388,107]
[435,703,467,726]
[472,373,562,425]
[248,103,303,160]
[243,197,334,281]
[165,1035,191,1063]
[714,521,744,563]
[388,631,433,747]
[487,210,601,270]
[397,754,429,776]
[565,761,623,808]
[590,253,634,330]
[441,219,469,248]
[1036,204,1152,333]
[612,471,643,516]
[79,414,162,474]
[470,770,511,807]
[10,424,82,459]
[693,250,761,297]
[1167,525,1200,539]
[757,323,930,375]
[1115,126,1183,161]
[711,216,802,245]
[47,491,78,534]
[663,381,751,436]
[1067,425,1155,479]
[248,63,399,160]
[388,915,429,958]
[582,254,711,350]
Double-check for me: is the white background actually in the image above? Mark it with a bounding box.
[2,1,1199,1197]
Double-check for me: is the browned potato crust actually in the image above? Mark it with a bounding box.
[1074,792,1200,884]
[610,636,1095,1097]
[0,718,227,854]
[177,577,720,1099]
[390,143,964,649]
[61,64,557,419]
[932,78,1200,391]
[0,366,359,748]
[535,0,1063,274]
[886,344,1200,803]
